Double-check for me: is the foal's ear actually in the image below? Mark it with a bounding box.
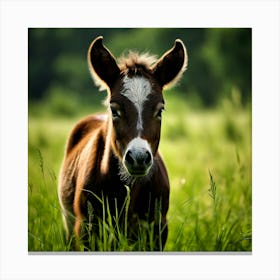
[88,36,120,90]
[152,39,187,89]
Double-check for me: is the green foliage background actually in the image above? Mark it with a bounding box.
[28,28,252,251]
[29,28,251,109]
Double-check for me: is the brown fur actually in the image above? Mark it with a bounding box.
[58,36,187,250]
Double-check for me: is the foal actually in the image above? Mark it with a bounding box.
[58,36,187,250]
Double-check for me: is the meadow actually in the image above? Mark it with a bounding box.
[28,90,252,252]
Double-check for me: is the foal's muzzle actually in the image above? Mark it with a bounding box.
[123,138,153,177]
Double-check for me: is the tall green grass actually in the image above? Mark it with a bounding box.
[29,153,166,251]
[76,187,167,251]
[28,92,252,252]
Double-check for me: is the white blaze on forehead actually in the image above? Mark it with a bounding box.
[121,76,152,131]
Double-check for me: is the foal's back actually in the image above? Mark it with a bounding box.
[58,114,107,238]
[65,114,106,156]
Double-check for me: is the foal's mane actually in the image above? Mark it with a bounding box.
[118,51,158,73]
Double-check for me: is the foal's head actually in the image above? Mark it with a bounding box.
[88,36,187,179]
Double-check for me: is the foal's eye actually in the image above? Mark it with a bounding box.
[155,107,165,120]
[110,106,121,119]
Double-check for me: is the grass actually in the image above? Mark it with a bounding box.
[75,187,167,251]
[28,92,252,252]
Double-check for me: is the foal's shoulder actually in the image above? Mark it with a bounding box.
[66,113,107,154]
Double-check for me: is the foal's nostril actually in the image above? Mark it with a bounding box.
[125,149,152,169]
[144,151,152,165]
[125,150,134,165]
[135,151,152,166]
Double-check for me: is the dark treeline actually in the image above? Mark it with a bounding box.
[28,28,251,108]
